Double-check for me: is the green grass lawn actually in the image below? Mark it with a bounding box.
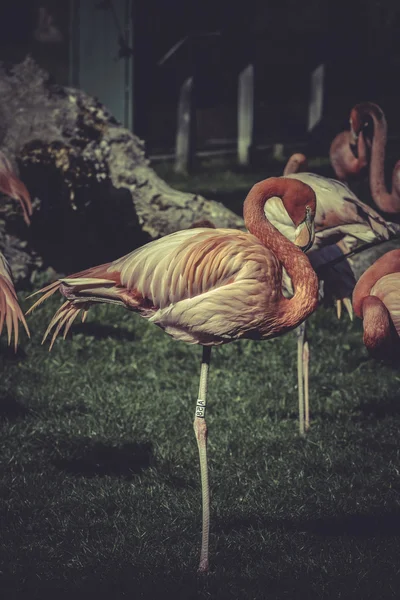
[1,291,400,600]
[2,159,400,599]
[154,155,334,216]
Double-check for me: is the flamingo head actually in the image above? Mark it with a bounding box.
[260,178,316,253]
[350,101,385,141]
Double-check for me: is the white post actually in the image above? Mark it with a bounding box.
[237,64,254,166]
[308,63,325,132]
[273,143,284,160]
[174,76,195,174]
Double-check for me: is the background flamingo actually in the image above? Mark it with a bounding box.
[353,249,400,360]
[283,153,308,176]
[0,151,32,226]
[350,102,400,214]
[270,168,400,432]
[274,172,400,250]
[27,177,319,573]
[0,151,32,349]
[329,126,370,183]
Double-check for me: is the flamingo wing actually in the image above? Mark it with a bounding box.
[0,151,33,225]
[85,228,285,344]
[0,252,29,349]
[281,173,399,247]
[29,228,285,346]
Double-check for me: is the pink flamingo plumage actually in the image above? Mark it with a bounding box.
[270,169,400,432]
[283,153,308,176]
[0,151,32,349]
[350,102,400,214]
[0,151,32,226]
[329,127,370,183]
[353,249,400,360]
[27,177,319,573]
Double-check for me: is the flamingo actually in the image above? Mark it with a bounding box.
[0,151,32,349]
[350,102,400,214]
[26,177,319,573]
[269,172,400,251]
[329,127,370,183]
[353,249,400,361]
[267,170,400,432]
[283,153,308,176]
[0,151,32,226]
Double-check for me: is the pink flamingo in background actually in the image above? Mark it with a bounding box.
[271,165,400,432]
[329,125,370,183]
[353,249,400,360]
[266,172,399,252]
[350,102,400,214]
[27,177,319,574]
[0,152,32,226]
[283,153,308,176]
[0,151,32,349]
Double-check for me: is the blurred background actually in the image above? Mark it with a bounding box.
[1,0,399,161]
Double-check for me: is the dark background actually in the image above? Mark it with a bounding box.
[0,0,400,155]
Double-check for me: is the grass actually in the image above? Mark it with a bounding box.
[154,155,333,215]
[2,159,400,599]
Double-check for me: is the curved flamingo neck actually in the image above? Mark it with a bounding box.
[362,296,397,360]
[391,161,400,201]
[354,103,400,213]
[353,249,400,318]
[243,178,318,326]
[283,153,307,176]
[356,131,369,167]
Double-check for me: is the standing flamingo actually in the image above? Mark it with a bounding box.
[0,151,32,349]
[350,102,400,214]
[26,177,319,573]
[268,170,400,432]
[353,249,400,360]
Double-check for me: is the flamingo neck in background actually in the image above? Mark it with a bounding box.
[355,130,369,167]
[356,103,400,213]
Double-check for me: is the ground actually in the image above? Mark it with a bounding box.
[1,157,400,600]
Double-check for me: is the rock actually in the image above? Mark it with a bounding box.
[0,57,244,282]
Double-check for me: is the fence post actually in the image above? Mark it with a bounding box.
[237,64,254,166]
[174,76,196,174]
[272,143,284,160]
[308,63,325,132]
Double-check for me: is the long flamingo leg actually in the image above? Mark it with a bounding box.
[193,345,211,573]
[296,322,307,435]
[303,337,310,431]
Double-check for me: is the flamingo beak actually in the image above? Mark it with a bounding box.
[294,209,315,253]
[350,125,358,145]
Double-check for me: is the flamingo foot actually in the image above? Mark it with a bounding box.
[343,297,354,321]
[336,299,342,320]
